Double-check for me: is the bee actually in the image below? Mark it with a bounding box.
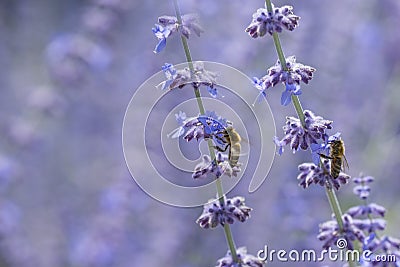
[213,124,241,168]
[319,139,349,178]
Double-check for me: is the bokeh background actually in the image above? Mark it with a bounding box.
[1,0,399,266]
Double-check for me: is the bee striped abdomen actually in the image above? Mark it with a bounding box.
[229,143,241,167]
[213,125,241,168]
[329,140,347,178]
[330,157,342,178]
[226,126,241,167]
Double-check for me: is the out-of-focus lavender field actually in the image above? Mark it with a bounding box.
[1,0,399,266]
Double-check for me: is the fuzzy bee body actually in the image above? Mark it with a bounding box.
[320,139,349,178]
[214,126,241,167]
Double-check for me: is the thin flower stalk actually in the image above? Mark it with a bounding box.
[264,0,346,240]
[172,0,239,262]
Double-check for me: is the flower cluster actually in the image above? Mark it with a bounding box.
[152,14,203,53]
[157,62,218,97]
[196,196,252,229]
[318,175,400,266]
[274,110,332,154]
[253,56,316,106]
[216,247,264,267]
[318,213,365,250]
[245,5,300,38]
[170,111,242,178]
[363,235,400,266]
[353,175,374,199]
[297,159,350,190]
[169,111,228,141]
[193,153,241,179]
[349,175,400,266]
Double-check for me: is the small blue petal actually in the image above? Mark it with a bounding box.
[175,111,187,125]
[273,136,284,155]
[252,77,264,91]
[160,79,173,90]
[329,132,341,142]
[162,63,173,72]
[154,38,166,53]
[310,142,330,164]
[293,88,302,95]
[198,116,212,135]
[363,233,376,250]
[252,77,268,105]
[204,111,228,128]
[207,86,218,98]
[280,89,292,106]
[311,152,320,165]
[152,24,160,34]
[286,82,297,91]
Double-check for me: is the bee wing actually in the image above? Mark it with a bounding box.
[342,155,349,172]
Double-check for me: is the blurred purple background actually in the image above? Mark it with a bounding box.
[1,0,399,266]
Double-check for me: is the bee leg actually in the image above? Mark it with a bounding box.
[318,153,333,160]
[214,144,229,152]
[213,134,227,144]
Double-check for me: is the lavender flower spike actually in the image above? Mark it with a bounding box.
[352,174,375,200]
[246,5,300,38]
[196,196,252,229]
[318,214,365,250]
[152,14,203,53]
[157,62,218,97]
[274,110,332,154]
[192,153,241,179]
[297,159,350,190]
[252,56,315,105]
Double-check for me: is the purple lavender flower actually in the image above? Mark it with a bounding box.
[297,159,350,190]
[281,81,301,106]
[373,235,400,252]
[347,203,386,218]
[362,235,400,266]
[215,247,264,267]
[318,214,365,250]
[196,196,252,229]
[169,110,228,141]
[245,5,300,38]
[352,175,375,199]
[274,110,332,154]
[192,153,241,179]
[344,175,400,266]
[152,24,171,53]
[353,218,386,232]
[252,77,267,104]
[252,56,315,105]
[169,111,242,177]
[152,14,203,53]
[157,62,218,97]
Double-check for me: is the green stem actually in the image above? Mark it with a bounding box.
[265,0,349,260]
[325,186,344,230]
[272,33,287,70]
[265,0,273,12]
[173,0,239,262]
[271,31,307,127]
[291,95,306,127]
